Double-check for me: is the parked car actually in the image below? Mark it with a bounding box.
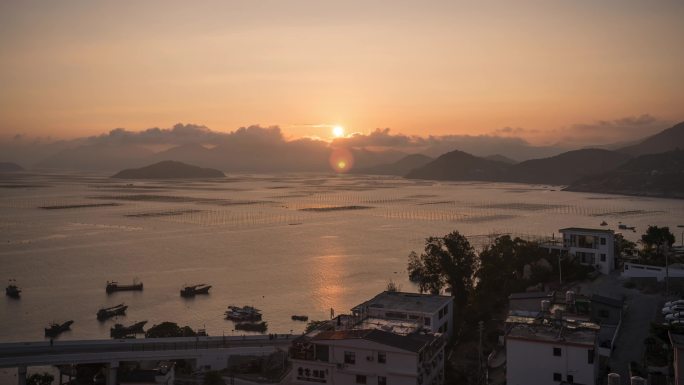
[665,312,684,321]
[662,304,684,314]
[665,299,684,308]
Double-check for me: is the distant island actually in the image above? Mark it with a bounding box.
[112,160,225,179]
[0,162,24,172]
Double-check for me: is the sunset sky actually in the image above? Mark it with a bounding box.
[1,1,683,144]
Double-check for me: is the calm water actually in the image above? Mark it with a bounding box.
[1,172,682,343]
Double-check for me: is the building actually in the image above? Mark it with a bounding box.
[289,328,445,385]
[506,316,599,385]
[559,228,616,275]
[589,294,623,326]
[508,292,555,317]
[352,291,454,338]
[670,332,684,385]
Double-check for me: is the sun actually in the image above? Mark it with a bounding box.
[332,125,345,138]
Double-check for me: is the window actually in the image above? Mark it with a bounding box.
[553,373,562,381]
[424,317,431,326]
[378,376,387,385]
[378,352,386,364]
[553,347,562,356]
[567,374,574,383]
[600,253,606,262]
[356,375,367,384]
[588,349,595,364]
[344,351,356,364]
[601,237,606,245]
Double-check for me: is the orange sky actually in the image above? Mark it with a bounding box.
[1,1,683,143]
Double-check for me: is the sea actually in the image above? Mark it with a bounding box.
[1,172,682,343]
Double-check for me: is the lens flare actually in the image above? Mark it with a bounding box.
[329,148,354,173]
[332,126,345,138]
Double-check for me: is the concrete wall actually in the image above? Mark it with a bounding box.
[506,338,597,385]
[622,262,684,282]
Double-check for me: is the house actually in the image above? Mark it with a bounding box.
[506,316,599,385]
[559,228,616,275]
[589,294,623,326]
[352,291,454,338]
[119,361,175,385]
[670,332,684,385]
[289,329,445,385]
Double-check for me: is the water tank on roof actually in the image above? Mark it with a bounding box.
[607,373,620,385]
[541,300,551,312]
[630,376,646,385]
[566,290,575,304]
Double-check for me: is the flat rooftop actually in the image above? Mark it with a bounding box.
[506,315,599,346]
[353,291,452,314]
[559,227,615,235]
[312,329,436,353]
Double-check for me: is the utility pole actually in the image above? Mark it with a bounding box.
[478,321,484,385]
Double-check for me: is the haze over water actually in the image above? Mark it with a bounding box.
[1,172,682,343]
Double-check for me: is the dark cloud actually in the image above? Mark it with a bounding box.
[556,114,668,146]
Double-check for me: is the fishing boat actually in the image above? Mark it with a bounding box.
[110,320,147,338]
[291,315,309,321]
[97,303,127,321]
[225,305,262,322]
[106,280,143,294]
[5,279,20,298]
[180,284,211,297]
[45,320,74,337]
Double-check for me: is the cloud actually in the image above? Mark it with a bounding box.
[554,114,669,146]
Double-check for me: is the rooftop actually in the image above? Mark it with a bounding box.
[509,291,554,300]
[353,291,452,314]
[590,294,623,309]
[312,329,435,353]
[506,316,599,346]
[559,227,615,235]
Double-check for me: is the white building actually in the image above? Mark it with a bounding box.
[622,262,684,281]
[351,292,454,338]
[289,329,445,385]
[559,228,616,275]
[506,318,599,385]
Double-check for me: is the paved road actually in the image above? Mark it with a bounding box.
[577,273,662,384]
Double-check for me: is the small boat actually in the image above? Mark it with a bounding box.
[110,320,147,338]
[291,315,308,321]
[600,221,608,226]
[97,303,127,321]
[235,321,267,333]
[180,284,211,297]
[618,223,636,231]
[45,320,74,337]
[106,280,143,294]
[5,279,20,298]
[225,305,262,322]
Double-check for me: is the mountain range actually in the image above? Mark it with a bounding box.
[112,161,225,179]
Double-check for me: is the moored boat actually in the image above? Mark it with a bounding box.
[5,279,21,298]
[180,284,211,297]
[291,315,309,321]
[225,305,262,322]
[45,320,74,337]
[97,303,127,321]
[110,320,147,338]
[106,280,143,294]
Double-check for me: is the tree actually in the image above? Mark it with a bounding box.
[407,231,477,325]
[641,225,675,259]
[145,322,197,338]
[27,373,54,385]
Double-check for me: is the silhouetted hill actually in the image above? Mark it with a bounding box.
[0,162,24,172]
[566,149,684,199]
[485,154,517,164]
[405,150,509,181]
[152,143,215,167]
[354,154,433,175]
[112,161,224,179]
[506,149,632,185]
[618,121,684,156]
